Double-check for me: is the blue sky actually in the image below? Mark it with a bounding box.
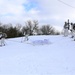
[23,1,39,11]
[0,0,75,31]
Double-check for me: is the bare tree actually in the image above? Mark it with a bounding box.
[40,25,55,35]
[32,20,39,35]
[15,23,22,36]
[25,20,33,35]
[22,20,39,35]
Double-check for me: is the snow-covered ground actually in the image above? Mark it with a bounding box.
[0,35,75,75]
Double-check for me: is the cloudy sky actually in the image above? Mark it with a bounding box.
[0,0,75,31]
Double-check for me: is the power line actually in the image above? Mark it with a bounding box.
[58,0,75,9]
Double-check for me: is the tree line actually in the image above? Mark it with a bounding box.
[0,20,60,38]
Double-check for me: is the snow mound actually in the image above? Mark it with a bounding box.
[31,39,51,45]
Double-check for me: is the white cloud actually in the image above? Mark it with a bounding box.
[0,0,40,24]
[53,25,63,32]
[0,0,75,31]
[35,0,75,28]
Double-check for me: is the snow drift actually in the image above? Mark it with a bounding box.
[0,35,75,75]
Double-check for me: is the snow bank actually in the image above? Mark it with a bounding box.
[0,35,75,75]
[31,39,51,45]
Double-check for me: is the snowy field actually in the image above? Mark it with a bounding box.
[0,35,75,75]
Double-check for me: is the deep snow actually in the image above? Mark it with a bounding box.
[0,35,75,75]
